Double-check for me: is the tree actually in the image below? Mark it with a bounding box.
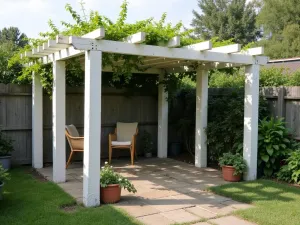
[0,27,27,83]
[191,0,261,45]
[0,27,27,48]
[257,0,300,59]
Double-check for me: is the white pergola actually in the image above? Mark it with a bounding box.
[24,28,268,207]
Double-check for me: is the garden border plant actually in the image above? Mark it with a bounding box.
[0,130,14,170]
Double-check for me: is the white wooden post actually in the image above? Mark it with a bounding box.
[52,60,66,183]
[32,72,43,168]
[83,50,102,207]
[195,69,208,168]
[157,72,168,158]
[243,64,260,180]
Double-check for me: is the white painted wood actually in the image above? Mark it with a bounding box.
[24,51,41,58]
[210,44,241,54]
[240,47,264,56]
[32,72,43,169]
[243,64,260,181]
[56,35,69,44]
[195,69,208,168]
[52,60,66,183]
[83,50,102,207]
[167,36,180,48]
[32,48,48,56]
[69,37,263,65]
[82,28,105,40]
[157,72,168,158]
[124,32,146,44]
[46,40,70,50]
[183,41,212,51]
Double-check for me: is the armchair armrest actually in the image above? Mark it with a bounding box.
[109,133,117,142]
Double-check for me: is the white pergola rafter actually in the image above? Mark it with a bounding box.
[26,27,268,208]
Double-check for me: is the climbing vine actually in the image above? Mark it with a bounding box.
[9,0,234,94]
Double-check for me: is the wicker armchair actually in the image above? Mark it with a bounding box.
[109,122,138,165]
[65,124,84,169]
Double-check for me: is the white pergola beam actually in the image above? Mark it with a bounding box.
[243,64,260,181]
[24,51,41,58]
[210,44,241,54]
[157,72,168,158]
[195,69,208,168]
[32,72,43,169]
[82,28,105,40]
[167,36,180,48]
[32,48,49,56]
[183,41,212,51]
[124,32,146,44]
[52,60,66,183]
[69,37,265,65]
[83,50,102,207]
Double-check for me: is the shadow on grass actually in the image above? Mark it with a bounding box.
[210,179,300,204]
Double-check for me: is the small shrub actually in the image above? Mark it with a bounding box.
[258,117,292,177]
[219,152,247,175]
[0,131,14,157]
[0,165,10,184]
[100,162,136,193]
[278,150,300,184]
[209,69,245,88]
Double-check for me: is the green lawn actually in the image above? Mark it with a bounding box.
[210,179,300,225]
[0,168,139,225]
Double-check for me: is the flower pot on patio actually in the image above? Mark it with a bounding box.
[219,153,246,182]
[222,166,242,182]
[100,184,121,204]
[145,152,152,158]
[168,142,182,157]
[0,155,11,170]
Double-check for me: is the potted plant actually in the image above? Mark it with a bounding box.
[142,131,154,158]
[0,131,14,170]
[0,165,10,200]
[100,162,136,204]
[219,152,247,182]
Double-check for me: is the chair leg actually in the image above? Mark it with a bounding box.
[66,151,74,169]
[130,147,134,165]
[109,144,112,164]
[134,146,138,160]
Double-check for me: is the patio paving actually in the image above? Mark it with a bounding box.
[37,158,255,225]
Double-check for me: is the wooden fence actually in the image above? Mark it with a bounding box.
[1,84,300,165]
[0,84,158,164]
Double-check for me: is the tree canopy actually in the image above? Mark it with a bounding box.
[0,27,27,83]
[191,0,260,45]
[257,0,300,59]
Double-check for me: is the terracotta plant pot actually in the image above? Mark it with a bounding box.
[100,184,121,204]
[222,166,242,182]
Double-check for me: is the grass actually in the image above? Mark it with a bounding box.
[0,168,140,225]
[210,179,300,225]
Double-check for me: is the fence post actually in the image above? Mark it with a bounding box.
[277,86,286,119]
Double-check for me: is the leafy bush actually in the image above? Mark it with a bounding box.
[0,165,10,184]
[100,162,136,193]
[141,130,154,154]
[206,91,269,164]
[219,152,247,175]
[277,150,300,184]
[209,68,245,88]
[260,67,289,87]
[258,117,292,177]
[0,131,14,157]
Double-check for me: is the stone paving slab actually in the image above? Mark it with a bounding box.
[192,222,211,225]
[162,209,200,223]
[37,158,257,225]
[208,215,257,225]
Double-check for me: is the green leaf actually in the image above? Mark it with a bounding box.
[261,154,269,162]
[273,145,279,151]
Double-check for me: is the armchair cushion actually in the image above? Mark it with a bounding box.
[116,122,138,142]
[66,124,80,137]
[112,141,131,146]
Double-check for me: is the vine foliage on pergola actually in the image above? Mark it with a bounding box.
[9,0,235,94]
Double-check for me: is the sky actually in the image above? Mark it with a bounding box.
[0,0,199,38]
